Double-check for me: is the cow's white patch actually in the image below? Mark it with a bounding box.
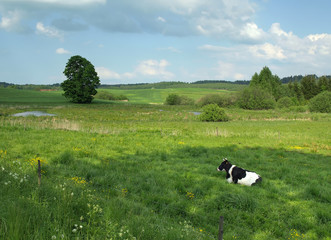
[237,171,260,186]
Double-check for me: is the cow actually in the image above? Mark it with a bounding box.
[217,158,262,186]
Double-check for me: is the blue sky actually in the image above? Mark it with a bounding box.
[1,0,331,85]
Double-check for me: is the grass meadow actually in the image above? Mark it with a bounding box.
[0,88,330,240]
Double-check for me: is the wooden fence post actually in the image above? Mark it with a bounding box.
[38,160,41,186]
[218,216,224,240]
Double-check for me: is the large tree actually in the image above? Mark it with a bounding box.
[250,66,282,100]
[61,55,100,103]
[300,75,319,100]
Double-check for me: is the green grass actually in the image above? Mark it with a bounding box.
[0,88,330,240]
[97,88,232,104]
[0,88,67,105]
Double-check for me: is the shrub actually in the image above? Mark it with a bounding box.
[178,95,195,105]
[95,91,128,101]
[164,94,194,105]
[165,94,181,105]
[288,105,308,113]
[238,87,276,110]
[309,91,331,113]
[196,94,237,107]
[199,104,229,122]
[277,97,296,108]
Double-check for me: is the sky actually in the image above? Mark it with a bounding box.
[0,0,331,85]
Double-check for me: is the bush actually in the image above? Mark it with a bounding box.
[238,87,276,110]
[196,94,237,107]
[288,105,308,113]
[95,91,128,101]
[277,97,296,108]
[199,104,229,122]
[178,95,195,105]
[164,94,194,105]
[309,91,331,113]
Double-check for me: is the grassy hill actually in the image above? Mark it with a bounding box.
[101,80,248,91]
[0,87,235,105]
[0,88,67,105]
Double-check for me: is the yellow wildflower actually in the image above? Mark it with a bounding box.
[71,176,88,185]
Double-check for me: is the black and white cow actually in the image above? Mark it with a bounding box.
[217,158,262,186]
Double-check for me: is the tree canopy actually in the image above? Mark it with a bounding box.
[61,55,100,103]
[250,66,282,100]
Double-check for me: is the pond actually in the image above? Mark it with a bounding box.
[12,111,56,117]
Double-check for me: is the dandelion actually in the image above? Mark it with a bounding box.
[290,146,304,150]
[70,176,87,185]
[0,149,7,158]
[72,229,77,233]
[122,188,128,196]
[289,229,305,239]
[27,156,47,167]
[186,191,194,200]
[51,235,57,240]
[178,141,185,145]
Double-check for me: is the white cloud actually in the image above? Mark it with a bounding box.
[269,23,292,37]
[197,22,331,80]
[36,22,63,39]
[157,16,166,23]
[135,59,174,79]
[240,22,265,41]
[191,0,259,41]
[0,10,22,32]
[199,44,227,52]
[249,43,286,60]
[0,0,262,41]
[96,59,174,82]
[95,67,121,80]
[307,33,328,42]
[214,61,245,80]
[55,48,71,54]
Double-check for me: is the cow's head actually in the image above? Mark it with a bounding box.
[217,158,230,171]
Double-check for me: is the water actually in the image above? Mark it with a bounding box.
[12,111,56,117]
[191,111,201,115]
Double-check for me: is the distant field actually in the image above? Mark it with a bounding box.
[0,87,330,240]
[0,87,234,105]
[0,88,67,105]
[99,88,233,104]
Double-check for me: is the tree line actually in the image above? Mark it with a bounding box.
[249,66,331,102]
[238,66,331,112]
